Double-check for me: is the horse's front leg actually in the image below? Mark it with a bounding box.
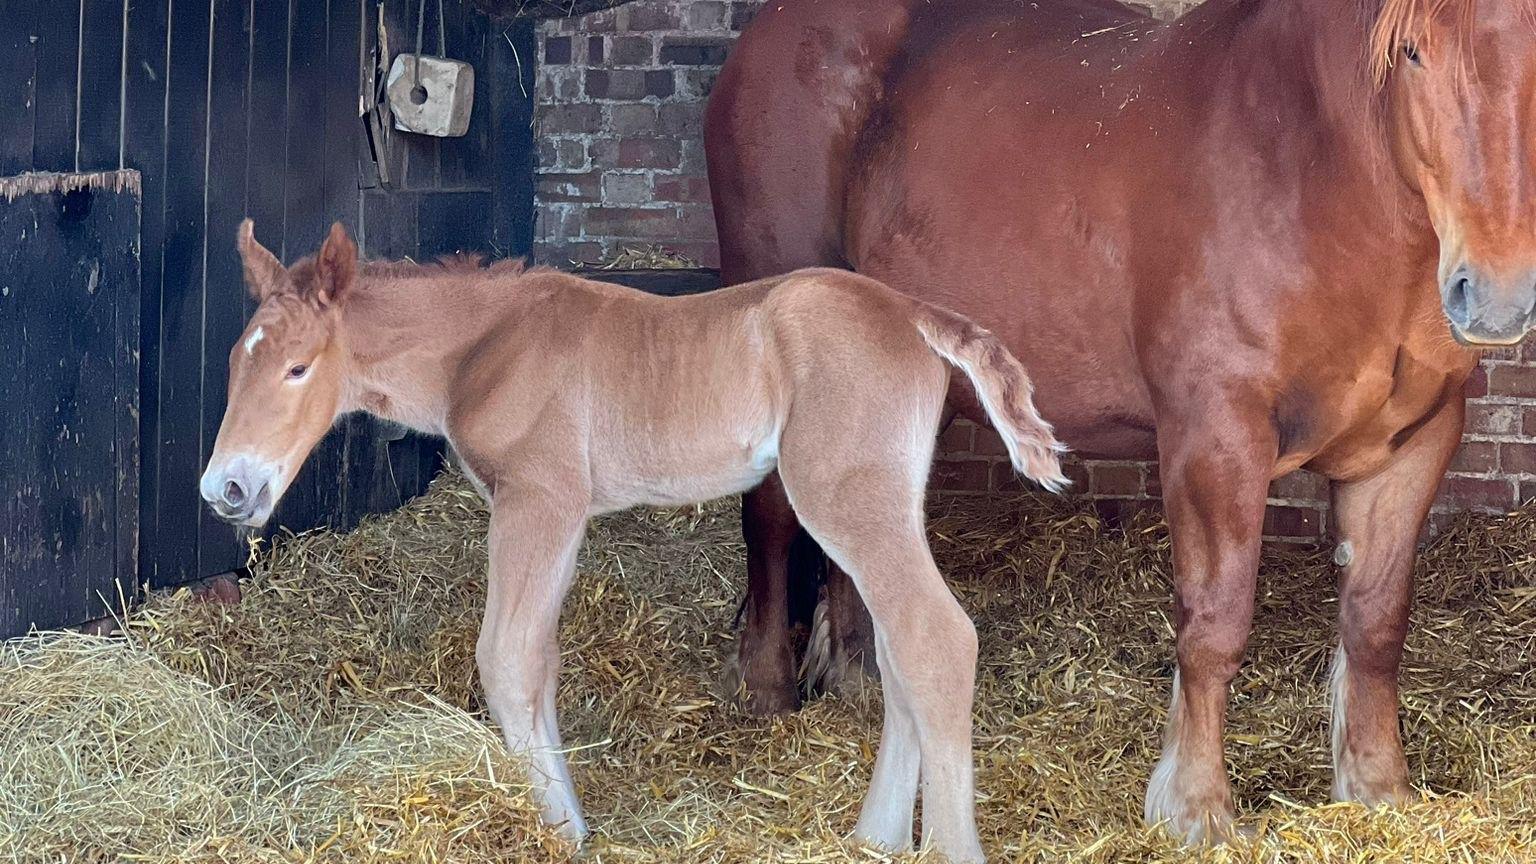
[1329,398,1464,805]
[1144,408,1275,843]
[478,488,589,841]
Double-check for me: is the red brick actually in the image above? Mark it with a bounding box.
[586,36,605,64]
[1464,364,1489,398]
[621,5,681,30]
[730,2,759,30]
[1525,408,1536,435]
[539,104,602,135]
[1504,442,1536,475]
[658,102,706,138]
[1488,364,1536,398]
[586,69,647,100]
[608,104,658,136]
[1263,504,1324,540]
[932,459,991,492]
[1143,465,1163,498]
[535,172,600,203]
[938,422,974,454]
[1435,476,1516,512]
[1270,470,1327,501]
[685,1,730,30]
[583,206,677,239]
[1466,402,1523,435]
[1448,440,1499,474]
[651,175,713,205]
[543,36,572,64]
[609,36,653,66]
[618,138,681,169]
[644,70,676,98]
[971,426,1010,458]
[1522,480,1536,505]
[1089,464,1142,497]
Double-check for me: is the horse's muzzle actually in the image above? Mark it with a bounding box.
[1442,266,1536,347]
[200,455,278,527]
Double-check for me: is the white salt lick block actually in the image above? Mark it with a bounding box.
[387,54,475,138]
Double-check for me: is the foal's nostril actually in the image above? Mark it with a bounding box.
[223,478,246,507]
[1444,274,1474,329]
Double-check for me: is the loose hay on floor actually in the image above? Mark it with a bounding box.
[2,471,1533,862]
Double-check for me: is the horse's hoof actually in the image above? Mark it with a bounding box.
[719,649,800,716]
[820,651,879,702]
[1145,767,1239,846]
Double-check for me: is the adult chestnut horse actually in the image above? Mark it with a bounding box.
[706,0,1536,843]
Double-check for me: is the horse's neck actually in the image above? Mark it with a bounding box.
[1198,0,1418,208]
[338,271,520,436]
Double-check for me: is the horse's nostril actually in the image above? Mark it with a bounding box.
[1444,274,1474,328]
[224,479,246,507]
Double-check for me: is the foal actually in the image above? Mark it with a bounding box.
[200,221,1066,862]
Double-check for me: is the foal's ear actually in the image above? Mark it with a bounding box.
[314,221,358,308]
[237,218,287,302]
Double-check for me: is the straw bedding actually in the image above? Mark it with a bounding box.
[1,470,1533,862]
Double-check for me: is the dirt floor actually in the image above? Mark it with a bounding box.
[2,471,1533,863]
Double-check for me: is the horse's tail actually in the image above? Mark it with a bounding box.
[913,303,1070,492]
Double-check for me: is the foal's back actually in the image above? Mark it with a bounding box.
[459,268,948,514]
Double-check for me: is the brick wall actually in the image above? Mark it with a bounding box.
[532,0,1536,535]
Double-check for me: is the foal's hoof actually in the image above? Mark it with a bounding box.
[718,649,800,716]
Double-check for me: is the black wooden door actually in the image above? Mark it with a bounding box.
[0,173,141,635]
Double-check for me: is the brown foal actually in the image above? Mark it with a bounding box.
[199,220,1066,862]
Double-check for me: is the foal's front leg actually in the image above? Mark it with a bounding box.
[1145,411,1274,843]
[477,490,589,841]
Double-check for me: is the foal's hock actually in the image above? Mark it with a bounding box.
[200,221,1067,863]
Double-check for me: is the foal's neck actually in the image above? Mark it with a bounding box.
[337,264,531,436]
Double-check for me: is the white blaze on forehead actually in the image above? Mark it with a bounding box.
[244,325,265,355]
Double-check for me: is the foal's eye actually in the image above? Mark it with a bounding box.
[1401,41,1422,66]
[286,364,309,380]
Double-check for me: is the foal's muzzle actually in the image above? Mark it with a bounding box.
[1441,266,1536,347]
[199,455,278,527]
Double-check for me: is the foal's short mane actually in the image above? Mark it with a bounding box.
[360,253,539,281]
[1366,0,1480,85]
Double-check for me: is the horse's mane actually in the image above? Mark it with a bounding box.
[1367,0,1480,85]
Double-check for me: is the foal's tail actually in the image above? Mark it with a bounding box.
[913,303,1070,492]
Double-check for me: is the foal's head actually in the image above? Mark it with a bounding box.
[199,220,357,527]
[1373,0,1536,345]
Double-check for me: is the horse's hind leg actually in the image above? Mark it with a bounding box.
[1329,400,1462,805]
[725,474,813,715]
[779,452,983,862]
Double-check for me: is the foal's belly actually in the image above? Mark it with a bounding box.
[587,422,781,514]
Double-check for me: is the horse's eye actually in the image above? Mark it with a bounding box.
[1402,42,1421,66]
[286,364,309,380]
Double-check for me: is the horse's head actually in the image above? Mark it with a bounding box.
[199,220,357,527]
[1376,0,1536,346]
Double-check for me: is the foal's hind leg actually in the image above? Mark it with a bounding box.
[780,463,984,863]
[477,490,589,841]
[1328,400,1462,806]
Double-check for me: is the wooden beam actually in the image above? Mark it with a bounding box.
[468,0,637,21]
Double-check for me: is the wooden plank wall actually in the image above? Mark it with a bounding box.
[0,0,536,596]
[0,178,141,635]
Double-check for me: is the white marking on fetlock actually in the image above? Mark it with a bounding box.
[1145,671,1185,828]
[1144,672,1234,845]
[1330,644,1356,802]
